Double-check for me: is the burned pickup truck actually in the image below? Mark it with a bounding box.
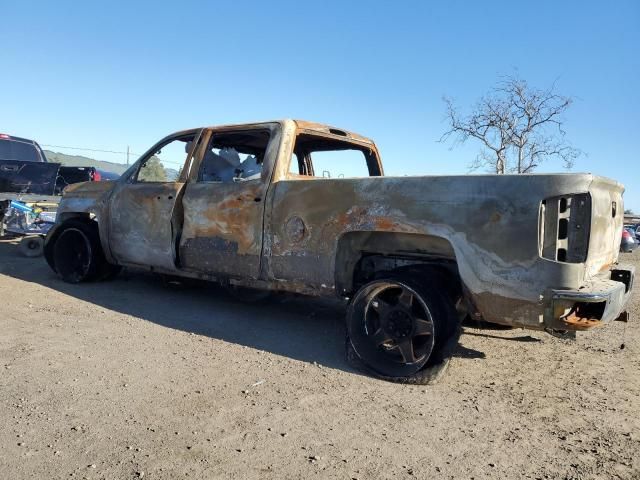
[44,120,634,383]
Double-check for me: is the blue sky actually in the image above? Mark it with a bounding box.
[1,0,638,210]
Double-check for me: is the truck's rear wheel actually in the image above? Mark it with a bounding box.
[51,220,118,283]
[346,275,459,383]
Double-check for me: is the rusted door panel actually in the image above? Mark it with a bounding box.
[178,181,265,278]
[108,183,185,270]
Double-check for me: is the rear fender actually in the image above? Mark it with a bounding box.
[335,231,457,295]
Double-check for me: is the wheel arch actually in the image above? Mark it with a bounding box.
[335,231,462,297]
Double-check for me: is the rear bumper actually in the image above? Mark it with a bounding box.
[548,265,634,330]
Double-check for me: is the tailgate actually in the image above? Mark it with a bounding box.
[56,166,94,194]
[0,160,60,195]
[585,175,625,278]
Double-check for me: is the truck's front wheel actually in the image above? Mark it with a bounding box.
[51,220,118,283]
[346,275,459,383]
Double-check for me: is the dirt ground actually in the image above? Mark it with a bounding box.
[0,239,638,480]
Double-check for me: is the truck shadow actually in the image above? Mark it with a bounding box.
[0,240,486,377]
[462,331,541,343]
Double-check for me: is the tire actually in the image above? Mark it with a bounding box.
[19,235,45,257]
[51,219,118,283]
[346,274,460,384]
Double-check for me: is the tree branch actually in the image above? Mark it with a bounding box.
[441,75,580,174]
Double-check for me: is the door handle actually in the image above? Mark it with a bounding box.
[1,165,20,172]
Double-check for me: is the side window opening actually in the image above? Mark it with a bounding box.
[289,151,301,175]
[198,130,270,183]
[137,134,196,183]
[290,134,380,178]
[289,150,313,177]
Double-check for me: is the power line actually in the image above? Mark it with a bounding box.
[41,144,142,156]
[41,143,184,168]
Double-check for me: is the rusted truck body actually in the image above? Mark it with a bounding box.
[44,120,634,382]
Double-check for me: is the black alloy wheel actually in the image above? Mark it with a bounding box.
[347,279,438,378]
[49,219,120,283]
[53,226,95,283]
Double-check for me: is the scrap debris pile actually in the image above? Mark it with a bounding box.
[0,198,58,257]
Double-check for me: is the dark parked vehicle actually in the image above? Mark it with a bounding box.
[621,227,636,253]
[623,224,640,243]
[95,169,120,181]
[0,133,106,195]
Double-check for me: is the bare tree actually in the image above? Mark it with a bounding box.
[441,76,580,174]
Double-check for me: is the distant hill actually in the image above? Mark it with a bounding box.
[43,150,129,175]
[165,168,179,181]
[43,150,180,180]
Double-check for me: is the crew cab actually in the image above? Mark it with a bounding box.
[43,120,634,383]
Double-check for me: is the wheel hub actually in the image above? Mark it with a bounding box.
[385,310,414,339]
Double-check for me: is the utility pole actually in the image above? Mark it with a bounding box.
[126,145,130,166]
